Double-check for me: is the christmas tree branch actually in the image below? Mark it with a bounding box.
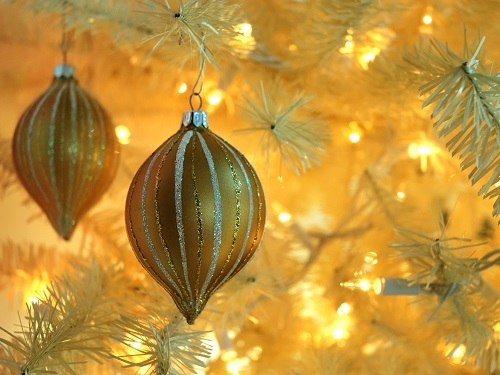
[390,224,500,371]
[0,260,114,374]
[407,36,500,216]
[237,80,330,175]
[113,311,211,375]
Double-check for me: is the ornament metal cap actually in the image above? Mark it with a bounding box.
[182,110,208,129]
[53,64,74,78]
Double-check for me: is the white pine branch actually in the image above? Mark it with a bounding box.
[408,37,500,216]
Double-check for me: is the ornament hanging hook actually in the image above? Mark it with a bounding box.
[189,35,207,111]
[60,1,73,65]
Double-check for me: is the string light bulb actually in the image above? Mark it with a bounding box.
[207,88,224,106]
[348,121,363,143]
[419,6,434,34]
[278,211,292,223]
[177,82,188,94]
[396,191,406,201]
[332,327,349,340]
[115,125,131,145]
[364,251,378,265]
[359,47,381,70]
[340,27,355,54]
[408,141,435,172]
[341,278,374,292]
[23,274,50,304]
[337,302,353,315]
[444,343,467,364]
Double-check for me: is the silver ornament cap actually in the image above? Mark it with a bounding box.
[182,110,208,129]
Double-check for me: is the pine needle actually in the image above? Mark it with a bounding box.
[113,311,211,375]
[406,36,500,216]
[140,0,242,65]
[0,138,18,196]
[237,80,330,175]
[17,0,143,42]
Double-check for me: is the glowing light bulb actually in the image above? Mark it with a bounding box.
[226,357,251,374]
[417,144,432,155]
[235,23,252,37]
[130,341,142,350]
[337,302,352,315]
[115,125,131,145]
[494,322,500,333]
[408,142,434,172]
[340,40,355,54]
[396,191,406,201]
[177,82,188,94]
[340,27,355,54]
[408,142,433,158]
[278,211,292,223]
[24,275,49,305]
[364,251,378,265]
[422,14,433,25]
[341,278,373,292]
[348,121,362,143]
[332,327,348,340]
[248,346,263,360]
[363,51,376,62]
[28,296,39,304]
[349,131,361,143]
[221,349,238,362]
[359,47,381,70]
[445,344,466,364]
[289,44,298,52]
[207,89,224,106]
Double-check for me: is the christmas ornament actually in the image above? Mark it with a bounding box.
[12,64,120,240]
[126,110,266,324]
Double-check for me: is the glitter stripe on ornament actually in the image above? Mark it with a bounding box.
[22,82,60,210]
[213,141,254,288]
[236,164,265,272]
[141,140,185,300]
[197,132,223,306]
[190,136,205,304]
[202,134,243,292]
[175,130,195,302]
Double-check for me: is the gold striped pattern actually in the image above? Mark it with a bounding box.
[12,64,120,240]
[126,111,266,324]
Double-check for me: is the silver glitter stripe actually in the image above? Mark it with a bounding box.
[197,132,223,303]
[65,83,78,211]
[142,140,184,298]
[47,84,67,217]
[23,82,60,209]
[175,131,194,300]
[70,87,93,208]
[218,144,254,286]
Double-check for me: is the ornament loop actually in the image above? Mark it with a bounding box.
[189,91,203,111]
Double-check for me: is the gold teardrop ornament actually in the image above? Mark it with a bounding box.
[12,64,120,240]
[126,110,266,324]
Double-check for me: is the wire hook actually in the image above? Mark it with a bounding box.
[189,57,206,110]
